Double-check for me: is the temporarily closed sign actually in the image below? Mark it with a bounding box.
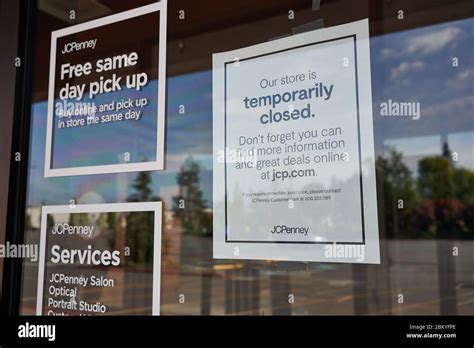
[213,19,380,263]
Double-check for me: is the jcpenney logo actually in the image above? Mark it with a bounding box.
[18,322,56,341]
[271,225,309,236]
[61,38,97,54]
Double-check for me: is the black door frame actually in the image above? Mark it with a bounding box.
[0,0,36,316]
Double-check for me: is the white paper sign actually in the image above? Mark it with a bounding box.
[44,2,167,177]
[213,19,380,263]
[36,202,162,315]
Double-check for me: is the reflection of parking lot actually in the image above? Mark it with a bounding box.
[20,232,474,315]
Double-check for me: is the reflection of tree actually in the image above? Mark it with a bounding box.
[418,156,452,200]
[416,142,464,315]
[172,157,213,315]
[130,172,153,202]
[415,149,467,239]
[376,148,418,238]
[126,171,162,265]
[460,200,474,238]
[46,214,55,231]
[106,212,117,247]
[378,144,473,239]
[378,142,473,314]
[173,157,211,236]
[452,167,474,203]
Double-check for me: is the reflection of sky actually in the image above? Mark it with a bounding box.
[28,70,213,207]
[27,18,473,210]
[51,80,158,168]
[372,18,473,169]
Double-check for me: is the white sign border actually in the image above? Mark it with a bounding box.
[36,201,162,315]
[44,1,167,177]
[212,19,380,264]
